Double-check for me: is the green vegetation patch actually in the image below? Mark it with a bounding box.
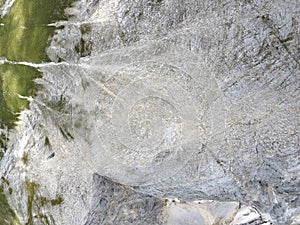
[0,0,76,223]
[0,0,75,62]
[0,184,21,225]
[0,0,5,8]
[25,180,64,225]
[50,196,63,206]
[21,151,29,164]
[25,181,39,225]
[0,64,41,129]
[0,0,76,129]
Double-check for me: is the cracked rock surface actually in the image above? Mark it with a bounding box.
[0,0,299,224]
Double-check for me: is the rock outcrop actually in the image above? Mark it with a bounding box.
[0,0,299,224]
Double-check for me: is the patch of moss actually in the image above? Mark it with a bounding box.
[25,180,64,224]
[1,176,10,185]
[75,38,92,57]
[0,151,4,160]
[34,213,56,225]
[0,0,76,130]
[0,185,21,225]
[80,23,92,35]
[0,64,42,130]
[0,0,76,223]
[0,129,8,154]
[39,196,48,207]
[22,152,29,164]
[0,0,75,62]
[50,196,63,206]
[0,0,5,8]
[25,181,39,225]
[44,136,51,147]
[34,214,51,225]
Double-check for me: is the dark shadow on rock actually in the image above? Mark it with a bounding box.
[84,174,164,225]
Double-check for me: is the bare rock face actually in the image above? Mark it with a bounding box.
[83,174,275,225]
[84,174,164,225]
[0,0,299,224]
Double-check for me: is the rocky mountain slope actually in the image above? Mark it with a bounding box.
[0,0,299,224]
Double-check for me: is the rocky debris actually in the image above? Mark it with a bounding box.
[84,174,276,225]
[230,206,274,225]
[84,174,164,225]
[164,200,274,225]
[0,0,299,224]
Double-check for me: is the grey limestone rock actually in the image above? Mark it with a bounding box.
[0,0,299,224]
[84,174,164,225]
